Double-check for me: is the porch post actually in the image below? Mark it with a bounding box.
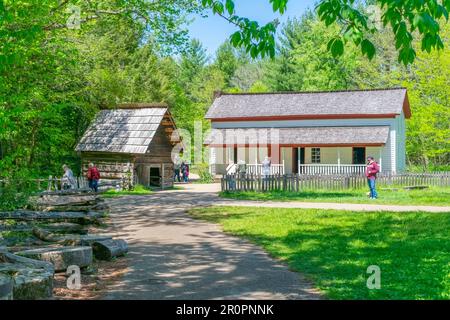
[337,148,341,174]
[379,148,383,172]
[298,148,301,175]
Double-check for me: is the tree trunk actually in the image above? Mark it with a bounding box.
[15,246,93,272]
[32,227,111,246]
[0,249,54,300]
[0,210,106,224]
[0,275,13,300]
[92,239,128,261]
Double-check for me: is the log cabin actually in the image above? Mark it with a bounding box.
[75,103,181,188]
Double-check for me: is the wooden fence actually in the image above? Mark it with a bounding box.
[221,172,450,192]
[0,176,119,193]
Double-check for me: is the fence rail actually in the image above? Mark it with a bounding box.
[221,172,450,192]
[0,176,119,193]
[298,164,368,175]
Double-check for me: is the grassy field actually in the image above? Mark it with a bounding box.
[220,186,450,206]
[189,206,450,299]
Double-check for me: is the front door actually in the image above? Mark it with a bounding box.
[292,147,299,173]
[292,148,305,174]
[352,147,366,164]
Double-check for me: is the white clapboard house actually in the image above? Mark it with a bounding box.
[204,88,411,175]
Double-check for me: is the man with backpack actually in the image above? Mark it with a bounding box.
[365,156,380,199]
[87,162,100,192]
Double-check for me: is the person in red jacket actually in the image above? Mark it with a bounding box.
[365,156,380,199]
[87,162,100,192]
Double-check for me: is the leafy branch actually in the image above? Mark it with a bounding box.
[317,0,448,65]
[201,0,287,58]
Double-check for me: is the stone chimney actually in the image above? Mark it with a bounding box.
[213,90,223,100]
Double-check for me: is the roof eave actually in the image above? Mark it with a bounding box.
[205,143,386,147]
[207,114,399,122]
[403,91,412,119]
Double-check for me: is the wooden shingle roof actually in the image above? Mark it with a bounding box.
[205,88,411,120]
[204,126,390,146]
[76,107,168,154]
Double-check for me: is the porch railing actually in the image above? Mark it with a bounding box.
[226,162,285,175]
[298,164,371,175]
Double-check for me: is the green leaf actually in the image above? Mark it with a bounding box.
[230,31,241,46]
[361,39,376,60]
[225,0,235,15]
[328,38,344,57]
[212,2,224,14]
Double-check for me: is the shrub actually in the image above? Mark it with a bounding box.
[197,163,215,183]
[0,180,34,211]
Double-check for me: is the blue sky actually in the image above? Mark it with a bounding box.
[188,0,317,56]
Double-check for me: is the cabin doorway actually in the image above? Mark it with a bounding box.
[149,166,161,187]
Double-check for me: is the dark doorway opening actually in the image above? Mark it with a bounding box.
[292,147,305,174]
[353,147,366,165]
[300,148,305,168]
[233,146,238,164]
[149,167,161,187]
[293,148,298,174]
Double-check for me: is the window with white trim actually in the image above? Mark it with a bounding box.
[311,148,321,163]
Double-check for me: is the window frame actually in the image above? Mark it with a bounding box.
[311,147,321,164]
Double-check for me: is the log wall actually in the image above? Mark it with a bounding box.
[135,124,174,188]
[80,153,134,181]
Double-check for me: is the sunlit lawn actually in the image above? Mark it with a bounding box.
[102,184,153,198]
[189,206,450,299]
[220,186,450,206]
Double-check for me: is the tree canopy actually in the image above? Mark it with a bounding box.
[0,0,448,192]
[203,0,450,64]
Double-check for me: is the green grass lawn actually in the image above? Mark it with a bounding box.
[101,184,187,198]
[102,184,153,198]
[220,186,450,206]
[189,206,450,299]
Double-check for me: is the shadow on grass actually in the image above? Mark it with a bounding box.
[220,190,360,200]
[190,207,450,299]
[220,187,450,206]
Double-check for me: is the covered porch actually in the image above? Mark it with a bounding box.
[285,146,383,175]
[205,126,390,175]
[208,145,383,175]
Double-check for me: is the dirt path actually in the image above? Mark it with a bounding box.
[102,185,321,300]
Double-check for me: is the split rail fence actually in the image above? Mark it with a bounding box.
[0,176,119,193]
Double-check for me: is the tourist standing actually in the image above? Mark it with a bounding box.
[182,162,190,183]
[262,156,271,177]
[62,164,76,189]
[261,156,271,190]
[174,161,181,182]
[365,156,380,199]
[87,162,100,192]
